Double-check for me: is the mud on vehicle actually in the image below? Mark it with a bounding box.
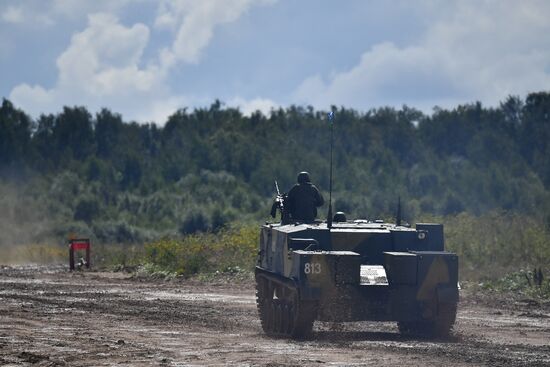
[255,216,459,339]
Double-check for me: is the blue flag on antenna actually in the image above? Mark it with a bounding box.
[328,111,334,123]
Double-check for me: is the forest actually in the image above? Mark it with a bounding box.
[1,93,550,277]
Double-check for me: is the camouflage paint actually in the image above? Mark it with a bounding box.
[258,221,458,322]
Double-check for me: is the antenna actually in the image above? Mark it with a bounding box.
[396,196,402,226]
[327,111,334,229]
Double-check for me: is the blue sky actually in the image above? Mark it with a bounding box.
[1,0,550,124]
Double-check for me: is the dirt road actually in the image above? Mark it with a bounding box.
[0,265,549,366]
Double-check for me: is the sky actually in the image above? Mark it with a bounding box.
[1,0,550,124]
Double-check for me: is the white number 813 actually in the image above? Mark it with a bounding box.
[304,262,321,274]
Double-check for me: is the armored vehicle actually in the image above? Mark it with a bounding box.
[255,213,459,339]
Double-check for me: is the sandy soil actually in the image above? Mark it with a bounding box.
[0,265,549,366]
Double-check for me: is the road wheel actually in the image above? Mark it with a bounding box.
[432,302,457,337]
[273,300,282,334]
[288,293,317,339]
[281,303,290,334]
[256,275,318,339]
[255,276,273,334]
[398,302,457,338]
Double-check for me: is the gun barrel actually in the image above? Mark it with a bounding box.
[275,180,281,196]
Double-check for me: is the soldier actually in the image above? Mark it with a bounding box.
[286,171,324,222]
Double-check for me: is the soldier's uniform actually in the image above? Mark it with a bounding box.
[286,172,324,222]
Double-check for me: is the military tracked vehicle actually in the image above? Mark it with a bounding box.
[255,209,459,339]
[256,113,458,339]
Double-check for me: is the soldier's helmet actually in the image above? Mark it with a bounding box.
[333,212,347,222]
[297,171,311,184]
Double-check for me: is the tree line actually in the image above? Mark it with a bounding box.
[0,92,549,244]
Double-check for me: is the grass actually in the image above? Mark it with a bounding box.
[143,224,258,276]
[0,224,258,278]
[1,212,548,300]
[0,243,67,264]
[477,269,550,300]
[418,211,550,280]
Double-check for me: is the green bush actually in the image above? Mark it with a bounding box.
[480,269,550,299]
[426,211,550,279]
[144,224,258,276]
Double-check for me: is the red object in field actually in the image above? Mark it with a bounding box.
[68,238,91,271]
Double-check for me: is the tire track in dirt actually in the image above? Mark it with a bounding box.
[0,266,549,366]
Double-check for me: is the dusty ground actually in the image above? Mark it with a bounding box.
[0,265,549,366]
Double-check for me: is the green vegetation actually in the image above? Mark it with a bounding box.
[0,243,67,264]
[477,269,550,301]
[143,224,257,276]
[1,225,258,279]
[411,212,550,280]
[1,93,549,284]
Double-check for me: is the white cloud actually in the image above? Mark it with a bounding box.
[1,4,54,26]
[155,0,273,66]
[0,0,132,27]
[2,6,23,23]
[228,96,278,116]
[8,1,275,124]
[9,84,54,112]
[51,0,131,20]
[55,13,154,92]
[294,0,550,112]
[10,13,171,122]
